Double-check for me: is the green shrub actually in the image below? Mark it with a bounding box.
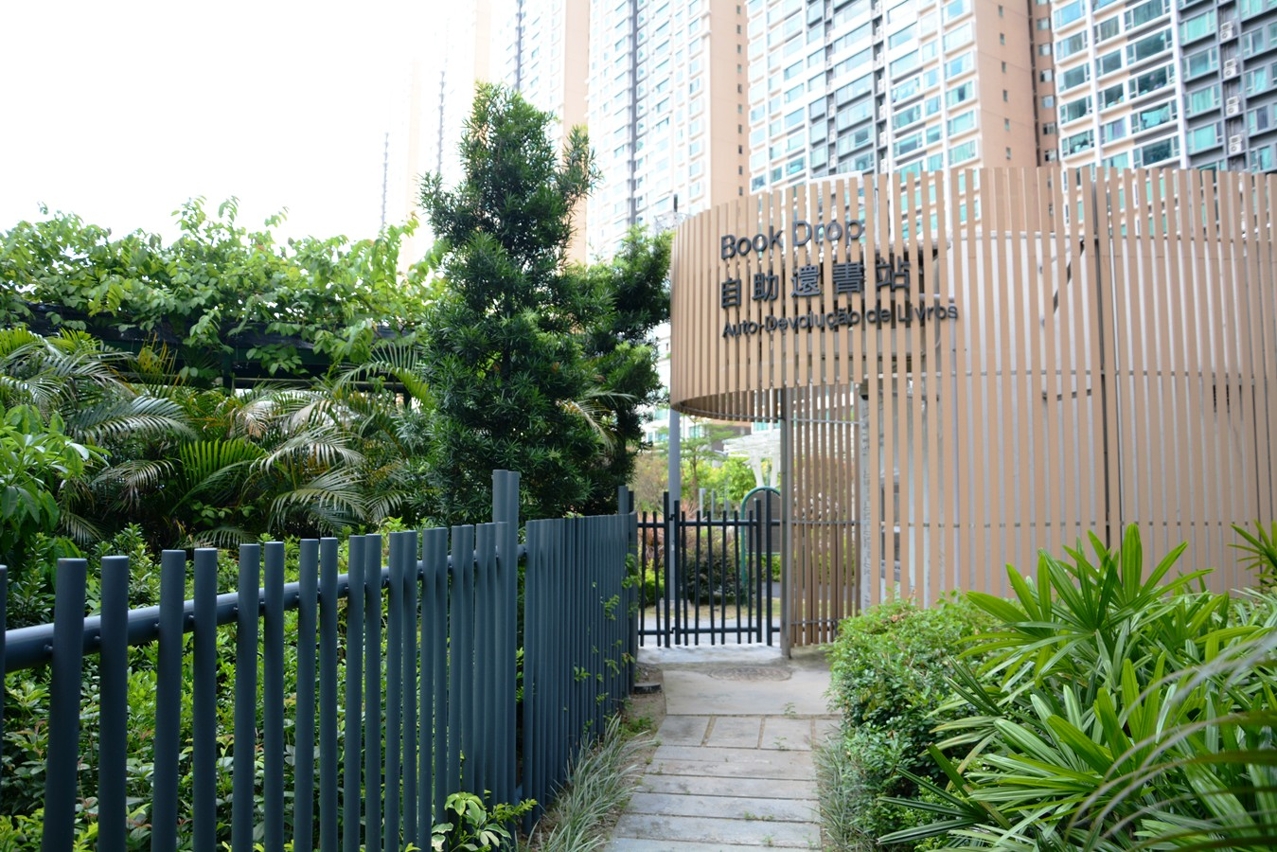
[884,526,1277,851]
[819,595,994,851]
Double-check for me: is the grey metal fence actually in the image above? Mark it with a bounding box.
[635,491,780,647]
[0,470,637,851]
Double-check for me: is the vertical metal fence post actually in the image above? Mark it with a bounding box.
[294,540,319,852]
[98,555,130,852]
[421,527,449,839]
[232,544,261,852]
[492,469,520,809]
[40,557,87,852]
[521,520,542,830]
[472,524,493,802]
[343,537,366,852]
[386,532,406,852]
[448,525,475,795]
[364,534,383,852]
[192,548,220,852]
[264,542,286,852]
[319,537,340,852]
[401,529,419,845]
[151,550,187,852]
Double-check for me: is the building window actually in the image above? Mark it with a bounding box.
[1180,9,1217,44]
[1054,0,1085,29]
[1183,46,1219,80]
[1187,84,1221,116]
[1126,29,1172,65]
[1102,116,1128,142]
[1135,98,1178,131]
[1248,104,1275,134]
[1062,128,1095,155]
[1096,49,1123,77]
[950,140,978,164]
[1060,63,1091,91]
[1134,135,1179,167]
[1250,145,1275,171]
[1179,123,1220,153]
[1246,65,1271,96]
[1060,95,1093,123]
[1129,63,1175,99]
[1057,31,1088,59]
[1095,16,1120,43]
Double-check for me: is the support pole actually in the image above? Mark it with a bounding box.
[780,389,793,657]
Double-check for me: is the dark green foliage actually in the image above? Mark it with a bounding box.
[883,526,1277,851]
[820,596,995,851]
[574,228,671,514]
[420,83,642,525]
[1232,521,1277,591]
[0,327,423,556]
[0,199,436,379]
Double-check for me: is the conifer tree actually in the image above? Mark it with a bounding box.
[419,84,599,524]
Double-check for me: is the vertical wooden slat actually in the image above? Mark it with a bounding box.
[1008,168,1033,571]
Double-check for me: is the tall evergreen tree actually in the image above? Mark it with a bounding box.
[419,84,600,524]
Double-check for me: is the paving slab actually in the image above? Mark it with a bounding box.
[703,715,763,747]
[625,792,818,823]
[656,715,711,746]
[612,813,820,848]
[635,774,818,800]
[605,649,833,851]
[646,756,815,781]
[760,717,819,751]
[661,668,829,716]
[607,841,796,852]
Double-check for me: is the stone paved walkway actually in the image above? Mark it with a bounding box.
[604,646,836,851]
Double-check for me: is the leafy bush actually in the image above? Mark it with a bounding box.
[884,526,1277,851]
[819,595,994,851]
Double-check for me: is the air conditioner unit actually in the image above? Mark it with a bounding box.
[1229,134,1245,155]
[874,55,885,69]
[1226,95,1242,116]
[1220,21,1236,40]
[875,79,886,94]
[1224,58,1240,78]
[878,132,888,147]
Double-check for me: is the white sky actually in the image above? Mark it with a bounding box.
[1,0,445,244]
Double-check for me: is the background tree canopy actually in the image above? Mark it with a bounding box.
[0,198,439,381]
[0,82,671,562]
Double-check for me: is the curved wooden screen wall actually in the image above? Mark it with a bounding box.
[669,167,1277,646]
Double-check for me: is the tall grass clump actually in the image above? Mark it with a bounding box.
[524,715,654,852]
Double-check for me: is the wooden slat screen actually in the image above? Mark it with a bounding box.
[669,167,1276,645]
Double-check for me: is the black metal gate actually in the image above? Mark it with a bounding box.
[633,491,781,646]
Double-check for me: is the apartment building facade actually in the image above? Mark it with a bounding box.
[1035,0,1277,172]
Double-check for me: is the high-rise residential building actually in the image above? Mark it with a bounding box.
[1037,0,1277,173]
[586,0,752,256]
[494,0,594,260]
[746,0,1039,191]
[416,0,1277,265]
[493,0,750,258]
